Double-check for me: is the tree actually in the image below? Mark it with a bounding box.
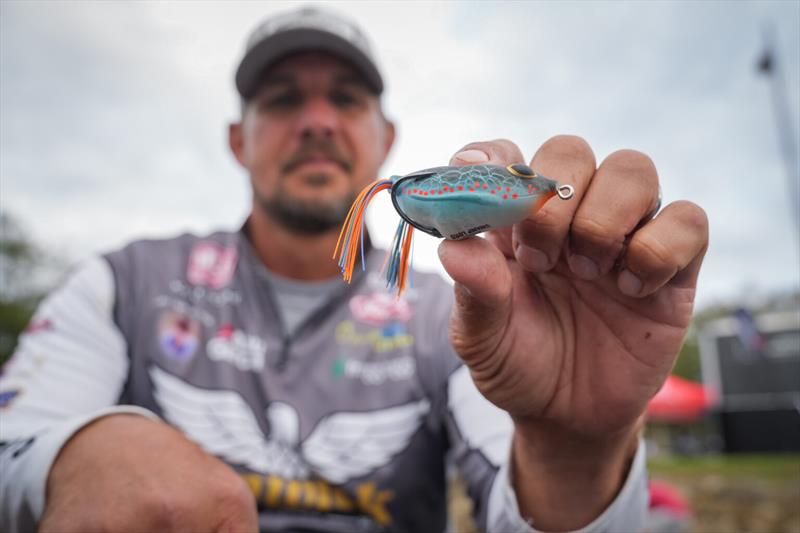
[0,213,60,363]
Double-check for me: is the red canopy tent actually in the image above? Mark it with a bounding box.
[647,375,716,423]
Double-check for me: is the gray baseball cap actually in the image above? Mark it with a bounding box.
[235,6,384,99]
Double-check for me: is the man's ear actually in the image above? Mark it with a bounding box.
[228,122,246,167]
[382,119,396,159]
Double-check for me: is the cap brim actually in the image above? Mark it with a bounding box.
[236,28,384,99]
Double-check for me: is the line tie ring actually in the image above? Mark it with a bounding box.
[556,184,575,200]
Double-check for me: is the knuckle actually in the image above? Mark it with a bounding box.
[214,473,256,514]
[131,489,177,529]
[603,150,658,184]
[571,214,624,249]
[627,236,677,278]
[514,211,566,253]
[521,209,562,235]
[531,206,565,231]
[539,135,596,167]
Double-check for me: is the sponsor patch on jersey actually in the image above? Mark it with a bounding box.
[331,354,416,385]
[187,242,238,289]
[335,320,414,352]
[349,291,412,327]
[158,310,201,361]
[242,474,394,525]
[168,279,242,307]
[0,389,21,409]
[206,324,266,372]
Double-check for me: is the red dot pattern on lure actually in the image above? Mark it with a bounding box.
[333,163,574,295]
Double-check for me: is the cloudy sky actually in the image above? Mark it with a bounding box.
[2,0,798,308]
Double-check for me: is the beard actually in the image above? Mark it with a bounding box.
[255,178,356,235]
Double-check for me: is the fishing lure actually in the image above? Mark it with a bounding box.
[334,163,574,295]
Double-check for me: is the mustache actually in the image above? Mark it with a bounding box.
[281,139,352,174]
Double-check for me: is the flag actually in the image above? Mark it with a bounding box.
[733,308,768,358]
[757,48,773,75]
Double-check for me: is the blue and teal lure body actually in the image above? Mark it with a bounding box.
[391,164,563,240]
[334,163,574,295]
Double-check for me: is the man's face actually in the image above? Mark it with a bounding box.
[230,52,395,234]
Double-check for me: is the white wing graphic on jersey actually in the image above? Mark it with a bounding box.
[302,398,430,483]
[150,366,309,479]
[151,366,430,484]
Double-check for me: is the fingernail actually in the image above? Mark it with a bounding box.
[516,245,550,272]
[451,149,489,164]
[618,270,643,296]
[568,254,599,280]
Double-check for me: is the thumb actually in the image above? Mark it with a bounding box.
[438,237,512,364]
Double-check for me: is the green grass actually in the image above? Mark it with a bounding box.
[649,454,800,482]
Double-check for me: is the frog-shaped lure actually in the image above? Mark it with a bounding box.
[334,163,574,295]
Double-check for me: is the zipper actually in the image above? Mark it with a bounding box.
[273,273,367,371]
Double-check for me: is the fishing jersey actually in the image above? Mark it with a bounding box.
[0,228,647,532]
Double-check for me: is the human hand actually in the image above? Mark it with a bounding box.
[39,414,258,532]
[438,136,708,529]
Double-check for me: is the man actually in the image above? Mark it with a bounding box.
[0,6,708,532]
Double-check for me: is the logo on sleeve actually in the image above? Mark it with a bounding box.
[24,319,54,335]
[187,242,238,289]
[0,389,21,409]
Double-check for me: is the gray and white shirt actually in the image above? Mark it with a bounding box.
[0,228,647,532]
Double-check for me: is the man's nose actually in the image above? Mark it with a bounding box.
[296,97,339,138]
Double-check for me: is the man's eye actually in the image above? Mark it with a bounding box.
[330,90,362,109]
[262,92,302,110]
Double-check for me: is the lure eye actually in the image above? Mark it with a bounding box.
[507,164,537,178]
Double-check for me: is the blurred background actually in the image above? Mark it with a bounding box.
[1,1,798,531]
